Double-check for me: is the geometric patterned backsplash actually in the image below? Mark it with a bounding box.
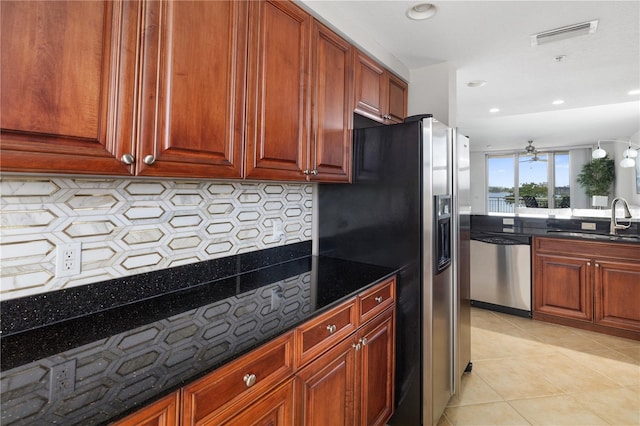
[0,177,312,300]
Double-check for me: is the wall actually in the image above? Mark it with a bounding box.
[408,62,454,124]
[0,177,312,301]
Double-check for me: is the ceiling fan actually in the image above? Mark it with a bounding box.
[520,140,548,162]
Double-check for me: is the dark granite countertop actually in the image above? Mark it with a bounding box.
[0,242,396,425]
[471,214,640,244]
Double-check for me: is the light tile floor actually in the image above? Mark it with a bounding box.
[439,307,640,426]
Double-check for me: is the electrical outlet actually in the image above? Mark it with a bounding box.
[271,220,285,242]
[49,359,76,400]
[56,243,81,277]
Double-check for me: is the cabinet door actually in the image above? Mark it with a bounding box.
[0,1,137,175]
[354,51,386,123]
[112,392,179,426]
[136,1,247,178]
[358,308,395,426]
[533,253,593,322]
[386,73,408,124]
[296,336,357,426]
[207,379,295,426]
[594,260,640,332]
[245,0,310,180]
[309,20,352,182]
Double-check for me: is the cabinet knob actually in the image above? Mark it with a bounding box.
[595,263,600,268]
[121,153,135,165]
[311,169,318,176]
[375,296,383,303]
[143,155,156,165]
[352,342,361,351]
[360,337,368,346]
[587,262,591,267]
[243,373,257,388]
[303,169,311,175]
[326,324,337,334]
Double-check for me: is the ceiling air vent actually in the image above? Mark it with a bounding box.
[530,20,599,46]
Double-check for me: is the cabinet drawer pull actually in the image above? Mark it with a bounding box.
[121,153,135,165]
[326,324,337,334]
[352,342,361,351]
[587,262,591,266]
[143,154,156,165]
[303,169,311,175]
[243,373,257,388]
[311,169,318,176]
[360,337,368,346]
[375,296,383,303]
[595,263,600,267]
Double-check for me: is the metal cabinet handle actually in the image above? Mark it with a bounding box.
[352,342,361,351]
[311,169,318,176]
[595,263,600,268]
[243,373,256,388]
[375,296,383,303]
[303,169,311,175]
[326,324,337,334]
[587,262,591,267]
[143,155,156,165]
[121,153,135,165]
[360,337,368,346]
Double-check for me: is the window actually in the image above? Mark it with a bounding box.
[487,155,515,213]
[486,151,570,213]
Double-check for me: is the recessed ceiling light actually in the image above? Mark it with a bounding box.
[406,3,437,20]
[467,80,487,88]
[489,108,500,113]
[552,99,565,105]
[629,89,640,95]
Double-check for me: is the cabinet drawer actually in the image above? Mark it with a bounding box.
[295,298,357,367]
[182,331,294,425]
[359,277,396,324]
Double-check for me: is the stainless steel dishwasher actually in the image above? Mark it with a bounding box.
[470,232,531,317]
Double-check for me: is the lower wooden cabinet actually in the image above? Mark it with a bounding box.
[358,307,395,426]
[296,334,358,425]
[296,306,395,426]
[112,392,180,426]
[533,237,640,339]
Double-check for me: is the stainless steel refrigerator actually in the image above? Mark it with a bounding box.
[318,115,471,425]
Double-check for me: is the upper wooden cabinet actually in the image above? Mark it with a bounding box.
[309,20,353,182]
[245,0,311,181]
[354,50,408,125]
[1,0,404,180]
[135,1,248,178]
[245,3,353,182]
[0,0,248,178]
[0,1,138,175]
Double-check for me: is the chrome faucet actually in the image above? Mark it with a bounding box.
[610,197,632,235]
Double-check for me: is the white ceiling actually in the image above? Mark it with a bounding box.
[299,1,640,153]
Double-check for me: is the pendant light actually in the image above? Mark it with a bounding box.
[620,143,637,168]
[592,140,607,158]
[591,139,638,168]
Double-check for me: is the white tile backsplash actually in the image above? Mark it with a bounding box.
[0,177,313,300]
